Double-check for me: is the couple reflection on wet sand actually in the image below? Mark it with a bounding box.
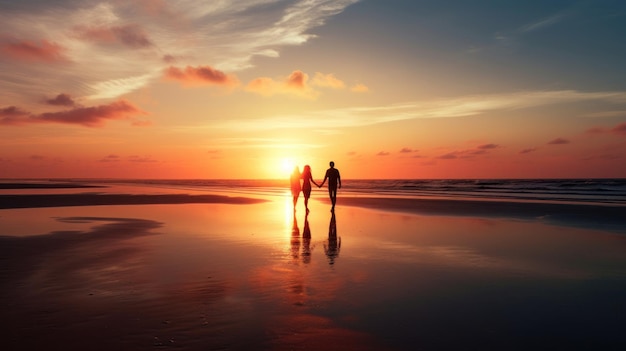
[290,212,312,264]
[291,212,340,265]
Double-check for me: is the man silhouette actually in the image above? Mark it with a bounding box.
[319,161,341,211]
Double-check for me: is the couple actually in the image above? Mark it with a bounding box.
[290,161,342,212]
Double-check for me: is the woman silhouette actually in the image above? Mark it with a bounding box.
[290,166,301,209]
[301,165,319,212]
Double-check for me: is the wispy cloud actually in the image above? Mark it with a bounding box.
[212,90,626,131]
[520,148,537,154]
[587,122,626,137]
[0,100,146,127]
[435,143,501,160]
[311,72,346,89]
[212,137,323,150]
[547,137,570,145]
[0,39,69,62]
[72,24,153,48]
[0,0,361,104]
[519,13,566,33]
[164,65,239,87]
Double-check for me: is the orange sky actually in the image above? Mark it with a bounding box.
[1,1,626,179]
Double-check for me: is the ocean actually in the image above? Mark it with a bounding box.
[4,178,623,205]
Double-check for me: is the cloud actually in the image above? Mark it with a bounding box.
[0,100,146,127]
[437,152,458,160]
[586,122,626,137]
[0,1,360,102]
[164,65,239,87]
[45,93,76,107]
[350,83,369,93]
[99,154,121,163]
[436,143,501,160]
[399,147,414,153]
[212,90,626,131]
[128,155,157,163]
[311,73,345,89]
[547,138,570,145]
[245,70,363,98]
[1,106,29,117]
[611,122,626,136]
[377,151,390,156]
[519,13,565,33]
[477,143,499,150]
[72,24,153,48]
[246,70,318,99]
[162,54,177,64]
[0,39,68,62]
[520,148,537,154]
[586,127,606,134]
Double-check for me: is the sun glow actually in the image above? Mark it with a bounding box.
[281,158,296,175]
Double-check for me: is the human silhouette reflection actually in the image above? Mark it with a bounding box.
[290,212,313,264]
[290,212,300,259]
[302,212,312,264]
[324,212,341,265]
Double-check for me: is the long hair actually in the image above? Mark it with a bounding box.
[302,165,311,177]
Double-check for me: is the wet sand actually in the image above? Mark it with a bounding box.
[1,186,625,350]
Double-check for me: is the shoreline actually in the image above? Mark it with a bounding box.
[0,193,267,209]
[2,191,625,233]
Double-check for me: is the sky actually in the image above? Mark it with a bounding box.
[1,0,626,179]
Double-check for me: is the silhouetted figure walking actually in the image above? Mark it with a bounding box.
[290,166,301,209]
[319,161,341,211]
[301,165,319,213]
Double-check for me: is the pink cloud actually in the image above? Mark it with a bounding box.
[73,24,153,48]
[1,39,68,62]
[45,93,75,107]
[0,106,30,125]
[164,65,238,86]
[1,106,29,117]
[611,122,626,136]
[586,127,606,134]
[520,148,537,154]
[436,143,501,160]
[286,70,308,89]
[477,143,499,150]
[0,100,146,127]
[586,122,626,137]
[437,152,458,160]
[99,155,121,163]
[128,155,158,163]
[547,137,570,145]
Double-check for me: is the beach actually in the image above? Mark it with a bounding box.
[1,180,625,350]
